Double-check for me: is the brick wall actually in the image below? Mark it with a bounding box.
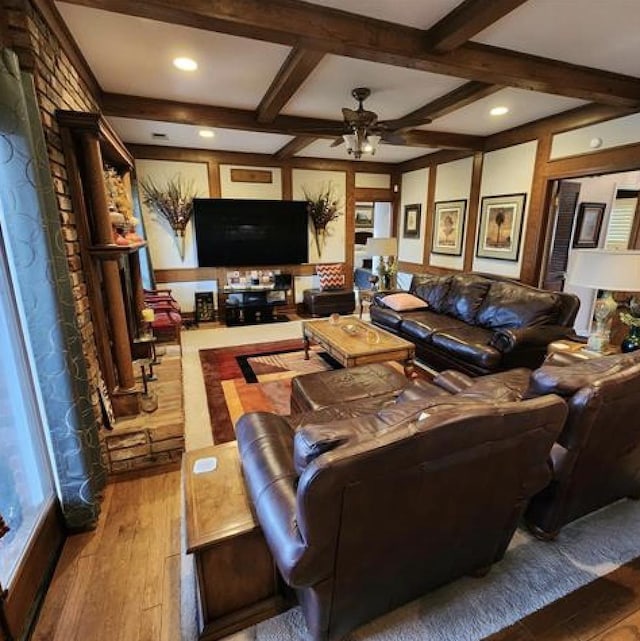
[4,0,106,434]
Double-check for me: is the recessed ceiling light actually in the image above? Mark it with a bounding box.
[198,130,215,139]
[173,57,198,72]
[490,106,509,116]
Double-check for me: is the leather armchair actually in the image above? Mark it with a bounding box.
[523,353,640,539]
[237,392,567,641]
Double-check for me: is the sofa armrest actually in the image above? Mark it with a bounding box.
[490,325,576,354]
[236,412,309,587]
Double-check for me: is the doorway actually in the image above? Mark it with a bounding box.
[542,170,640,335]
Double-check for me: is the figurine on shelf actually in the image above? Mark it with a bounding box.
[104,165,143,246]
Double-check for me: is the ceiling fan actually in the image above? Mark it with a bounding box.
[305,88,430,158]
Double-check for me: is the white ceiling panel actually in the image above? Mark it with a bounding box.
[56,2,291,109]
[303,0,460,29]
[296,140,436,163]
[474,0,640,77]
[108,117,293,154]
[283,55,465,121]
[423,88,587,136]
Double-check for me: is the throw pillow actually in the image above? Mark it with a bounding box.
[316,263,345,290]
[381,292,428,312]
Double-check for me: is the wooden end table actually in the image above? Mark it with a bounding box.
[546,339,620,365]
[183,442,288,641]
[302,316,415,377]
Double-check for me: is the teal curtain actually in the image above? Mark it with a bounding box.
[0,49,105,529]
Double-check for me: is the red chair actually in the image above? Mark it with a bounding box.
[144,289,182,352]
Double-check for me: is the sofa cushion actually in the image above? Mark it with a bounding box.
[370,305,404,332]
[381,292,429,312]
[442,274,492,324]
[476,281,561,330]
[431,326,501,369]
[527,353,638,398]
[316,263,345,290]
[411,274,452,313]
[399,311,466,342]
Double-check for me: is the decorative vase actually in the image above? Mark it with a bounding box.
[621,325,640,353]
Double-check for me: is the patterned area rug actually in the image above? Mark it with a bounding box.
[199,339,340,443]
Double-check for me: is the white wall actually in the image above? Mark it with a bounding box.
[551,113,640,160]
[219,165,283,199]
[398,168,429,264]
[431,156,473,271]
[472,141,538,278]
[135,159,210,270]
[292,168,346,263]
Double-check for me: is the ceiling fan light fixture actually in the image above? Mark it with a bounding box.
[367,134,381,154]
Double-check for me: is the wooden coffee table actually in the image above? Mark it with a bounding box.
[302,316,415,376]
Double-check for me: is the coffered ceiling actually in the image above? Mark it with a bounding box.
[54,0,640,165]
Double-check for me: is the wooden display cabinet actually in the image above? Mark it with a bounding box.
[58,111,146,418]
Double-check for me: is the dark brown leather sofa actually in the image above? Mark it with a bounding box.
[370,273,580,376]
[236,363,567,641]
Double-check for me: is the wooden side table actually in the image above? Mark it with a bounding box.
[546,339,620,365]
[183,442,288,641]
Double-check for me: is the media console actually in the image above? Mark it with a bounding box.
[218,285,291,326]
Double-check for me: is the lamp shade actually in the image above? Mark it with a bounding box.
[365,237,398,257]
[567,250,640,291]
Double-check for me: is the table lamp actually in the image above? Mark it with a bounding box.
[567,249,640,352]
[365,237,398,290]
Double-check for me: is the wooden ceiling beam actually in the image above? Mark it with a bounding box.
[425,0,530,53]
[274,136,317,160]
[103,93,482,150]
[400,130,484,151]
[256,47,324,123]
[386,81,503,129]
[65,0,640,107]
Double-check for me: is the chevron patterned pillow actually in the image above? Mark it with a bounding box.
[317,264,345,290]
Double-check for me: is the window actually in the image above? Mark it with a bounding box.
[604,189,639,250]
[0,230,55,588]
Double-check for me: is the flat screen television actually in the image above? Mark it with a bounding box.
[193,198,309,267]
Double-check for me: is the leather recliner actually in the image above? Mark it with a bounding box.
[421,352,640,538]
[236,390,566,641]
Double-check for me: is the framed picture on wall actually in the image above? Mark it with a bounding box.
[355,204,374,228]
[432,200,467,256]
[403,203,422,238]
[476,193,526,261]
[573,202,605,248]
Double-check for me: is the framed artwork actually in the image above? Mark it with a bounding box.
[573,202,605,248]
[476,193,526,261]
[355,203,374,228]
[403,203,422,238]
[432,200,467,256]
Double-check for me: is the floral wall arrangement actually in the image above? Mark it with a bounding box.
[139,175,196,260]
[303,182,343,258]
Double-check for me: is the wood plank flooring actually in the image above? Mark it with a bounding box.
[32,460,640,641]
[31,468,182,641]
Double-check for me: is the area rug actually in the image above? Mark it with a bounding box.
[199,339,340,443]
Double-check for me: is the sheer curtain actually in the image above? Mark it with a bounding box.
[0,49,105,529]
[0,231,55,587]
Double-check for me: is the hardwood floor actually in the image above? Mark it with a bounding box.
[487,557,640,641]
[31,468,182,641]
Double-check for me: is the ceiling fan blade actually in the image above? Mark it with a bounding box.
[379,116,432,132]
[380,131,407,145]
[330,136,345,148]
